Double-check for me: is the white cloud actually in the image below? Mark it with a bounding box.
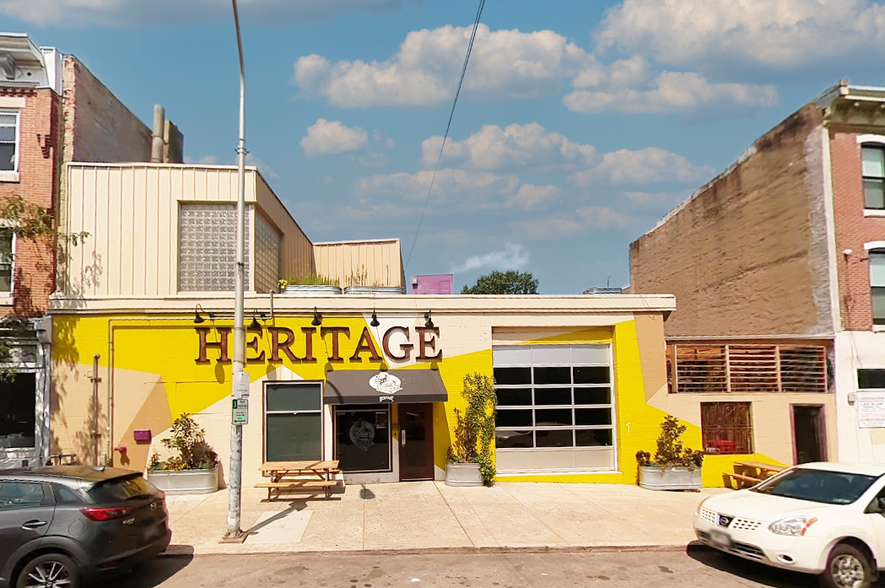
[0,0,419,27]
[564,71,777,115]
[293,24,596,107]
[246,154,279,179]
[184,155,219,165]
[451,243,529,274]
[373,130,397,148]
[423,123,598,170]
[512,184,560,211]
[356,169,519,206]
[302,119,369,156]
[596,0,885,73]
[570,147,715,185]
[623,190,690,209]
[510,206,635,240]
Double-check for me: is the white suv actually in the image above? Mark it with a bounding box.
[693,462,885,588]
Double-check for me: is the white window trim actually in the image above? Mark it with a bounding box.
[0,229,15,305]
[0,110,20,181]
[859,140,885,212]
[865,242,885,251]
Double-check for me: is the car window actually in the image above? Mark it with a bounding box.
[752,468,878,505]
[0,482,45,510]
[53,485,83,505]
[87,475,157,502]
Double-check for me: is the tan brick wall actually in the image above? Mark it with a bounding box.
[62,56,151,164]
[829,131,885,330]
[0,88,60,316]
[630,104,830,337]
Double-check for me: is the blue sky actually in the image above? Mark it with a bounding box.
[6,0,885,293]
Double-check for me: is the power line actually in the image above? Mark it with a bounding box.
[404,0,487,272]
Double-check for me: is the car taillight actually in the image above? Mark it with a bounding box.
[80,507,133,521]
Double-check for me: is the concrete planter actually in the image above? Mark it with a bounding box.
[148,467,218,495]
[283,285,342,295]
[445,462,483,487]
[638,466,702,490]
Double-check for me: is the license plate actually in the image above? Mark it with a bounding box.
[709,530,732,549]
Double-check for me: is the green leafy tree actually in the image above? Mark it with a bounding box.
[461,270,539,294]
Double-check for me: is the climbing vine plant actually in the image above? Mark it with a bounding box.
[447,372,498,485]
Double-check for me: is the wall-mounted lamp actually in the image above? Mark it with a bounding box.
[844,249,854,257]
[370,310,380,327]
[194,304,215,324]
[311,307,323,327]
[424,310,434,329]
[249,311,261,330]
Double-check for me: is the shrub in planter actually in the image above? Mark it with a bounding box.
[636,415,704,490]
[148,413,219,494]
[446,373,497,487]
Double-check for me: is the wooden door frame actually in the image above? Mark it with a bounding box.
[789,403,829,465]
[397,403,435,481]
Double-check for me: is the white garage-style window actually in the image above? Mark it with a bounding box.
[493,344,615,473]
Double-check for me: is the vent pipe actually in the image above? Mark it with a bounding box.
[151,105,165,163]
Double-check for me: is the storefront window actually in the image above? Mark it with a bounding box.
[264,383,322,461]
[493,345,615,471]
[334,406,390,473]
[0,373,36,449]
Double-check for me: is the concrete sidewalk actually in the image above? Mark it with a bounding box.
[163,482,729,555]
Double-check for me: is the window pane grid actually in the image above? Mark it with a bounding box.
[0,111,16,172]
[863,146,885,209]
[494,345,614,455]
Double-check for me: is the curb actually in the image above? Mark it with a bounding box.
[160,543,692,558]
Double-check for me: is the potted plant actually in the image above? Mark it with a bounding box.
[278,273,342,295]
[636,415,704,490]
[445,373,497,487]
[147,413,219,495]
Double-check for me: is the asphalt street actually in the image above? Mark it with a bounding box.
[95,544,882,588]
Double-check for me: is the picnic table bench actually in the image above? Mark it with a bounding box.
[255,460,340,501]
[723,460,786,489]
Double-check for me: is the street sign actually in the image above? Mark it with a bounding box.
[232,398,249,425]
[233,371,250,399]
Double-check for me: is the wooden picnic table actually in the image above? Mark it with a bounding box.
[256,460,340,500]
[733,461,786,476]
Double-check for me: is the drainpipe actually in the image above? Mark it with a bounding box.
[89,354,101,466]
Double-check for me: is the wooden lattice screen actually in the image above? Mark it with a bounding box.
[669,344,828,394]
[701,402,753,454]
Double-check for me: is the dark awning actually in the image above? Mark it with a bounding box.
[324,369,448,405]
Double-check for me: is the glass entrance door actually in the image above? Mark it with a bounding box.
[398,404,434,481]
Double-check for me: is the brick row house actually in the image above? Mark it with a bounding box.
[0,33,179,468]
[629,80,885,467]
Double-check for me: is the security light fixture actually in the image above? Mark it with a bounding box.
[370,310,380,327]
[424,311,434,329]
[311,307,323,327]
[248,311,261,330]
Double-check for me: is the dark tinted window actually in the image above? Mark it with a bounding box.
[859,369,885,390]
[574,366,609,384]
[534,367,570,385]
[496,388,532,406]
[0,481,44,509]
[576,429,613,447]
[575,408,612,426]
[535,409,572,426]
[534,388,571,405]
[574,388,610,405]
[494,368,531,385]
[88,475,156,502]
[495,430,532,449]
[752,469,877,505]
[53,485,83,505]
[536,429,573,447]
[497,409,533,428]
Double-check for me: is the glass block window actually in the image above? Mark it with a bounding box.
[493,345,616,473]
[178,203,251,292]
[254,212,281,294]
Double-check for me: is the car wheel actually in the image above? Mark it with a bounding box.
[821,544,874,588]
[15,553,80,588]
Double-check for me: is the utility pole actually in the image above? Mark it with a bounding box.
[224,0,248,542]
